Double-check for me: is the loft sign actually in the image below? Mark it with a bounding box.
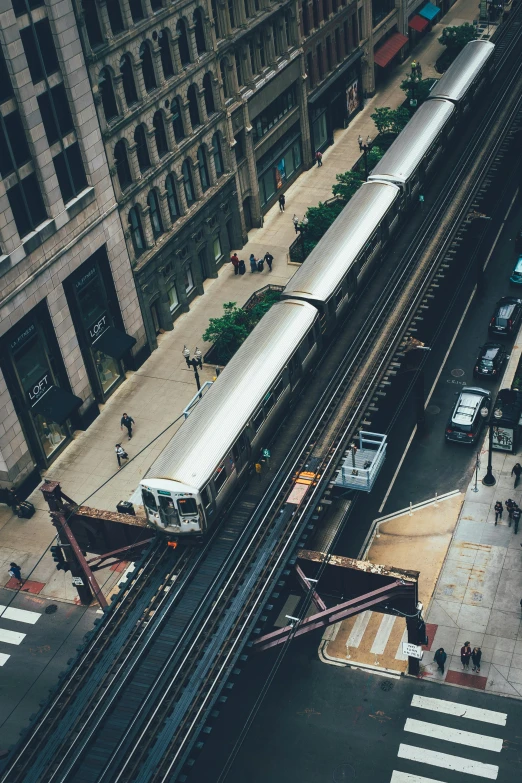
[88,313,109,345]
[28,373,51,406]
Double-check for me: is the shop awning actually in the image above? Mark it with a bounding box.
[373,33,409,68]
[419,2,441,20]
[408,14,430,31]
[32,385,83,425]
[92,326,136,360]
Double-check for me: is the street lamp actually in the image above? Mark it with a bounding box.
[480,404,503,486]
[358,135,374,180]
[406,72,420,110]
[182,345,203,392]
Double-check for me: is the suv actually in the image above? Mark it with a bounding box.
[445,386,491,444]
[488,297,522,337]
[473,343,507,379]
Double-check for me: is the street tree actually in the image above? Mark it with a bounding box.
[371,106,410,136]
[438,23,476,52]
[332,170,363,202]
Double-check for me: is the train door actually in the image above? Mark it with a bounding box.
[232,432,250,474]
[158,493,180,528]
[288,352,302,388]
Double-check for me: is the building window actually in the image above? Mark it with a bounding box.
[285,11,293,45]
[171,98,185,141]
[248,40,256,74]
[211,0,221,38]
[244,0,250,18]
[322,0,328,19]
[306,51,314,88]
[197,146,210,191]
[0,112,31,177]
[120,55,138,106]
[106,0,125,35]
[153,112,168,157]
[177,19,191,66]
[167,283,179,312]
[227,0,236,28]
[128,207,145,253]
[12,0,44,17]
[20,19,60,84]
[335,28,341,63]
[193,8,207,53]
[326,36,332,71]
[53,142,88,204]
[140,42,157,93]
[202,72,215,115]
[7,174,47,238]
[302,0,310,35]
[344,20,350,53]
[114,140,132,190]
[182,160,195,205]
[220,59,230,98]
[134,125,151,172]
[259,34,266,68]
[252,85,296,142]
[128,0,144,23]
[184,264,194,293]
[151,0,163,10]
[235,51,244,87]
[147,191,163,238]
[0,46,13,103]
[82,0,104,49]
[212,133,224,177]
[312,0,319,28]
[272,23,280,56]
[187,84,200,127]
[165,173,180,220]
[37,84,74,146]
[159,31,174,79]
[317,43,324,79]
[257,128,302,207]
[213,235,222,261]
[99,68,119,122]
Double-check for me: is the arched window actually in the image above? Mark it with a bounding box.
[182,159,195,205]
[211,0,221,38]
[114,140,132,189]
[128,0,144,23]
[128,207,145,254]
[106,0,124,35]
[120,55,138,106]
[134,125,151,172]
[99,68,118,122]
[171,97,185,142]
[151,0,162,10]
[140,42,157,92]
[82,0,103,48]
[159,30,174,79]
[187,84,200,128]
[177,19,191,66]
[234,51,243,87]
[202,72,215,114]
[212,133,224,177]
[193,8,207,54]
[153,112,168,157]
[166,173,180,220]
[147,191,163,238]
[220,59,229,98]
[197,146,210,191]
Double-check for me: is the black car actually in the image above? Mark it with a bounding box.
[488,297,522,337]
[473,343,508,379]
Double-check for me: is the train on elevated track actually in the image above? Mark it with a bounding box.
[140,40,495,538]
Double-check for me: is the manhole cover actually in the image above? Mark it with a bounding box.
[333,763,356,781]
[426,405,440,415]
[45,604,58,615]
[451,368,465,377]
[381,680,394,691]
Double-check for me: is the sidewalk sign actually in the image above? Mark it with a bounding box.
[402,642,423,659]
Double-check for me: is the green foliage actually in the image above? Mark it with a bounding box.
[371,106,411,136]
[303,200,345,246]
[203,292,281,363]
[399,77,435,106]
[366,145,384,169]
[332,170,363,203]
[438,23,477,51]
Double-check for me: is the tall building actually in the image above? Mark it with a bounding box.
[0,0,146,491]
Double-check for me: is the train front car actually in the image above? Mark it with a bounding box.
[140,479,203,536]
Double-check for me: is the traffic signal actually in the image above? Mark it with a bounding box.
[50,545,70,572]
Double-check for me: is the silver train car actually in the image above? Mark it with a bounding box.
[427,40,495,113]
[140,300,319,535]
[282,181,401,334]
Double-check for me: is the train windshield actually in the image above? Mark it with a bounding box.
[178,497,198,516]
[142,489,157,511]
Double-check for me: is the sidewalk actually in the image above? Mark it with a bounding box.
[0,0,487,603]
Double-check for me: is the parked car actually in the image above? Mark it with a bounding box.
[488,297,522,337]
[510,255,522,285]
[473,343,508,379]
[445,386,491,444]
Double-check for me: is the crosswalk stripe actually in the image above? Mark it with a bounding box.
[405,718,503,753]
[391,771,447,783]
[0,605,41,625]
[346,611,371,648]
[395,629,408,661]
[411,695,507,726]
[0,653,10,666]
[398,744,498,780]
[371,614,396,655]
[0,628,26,645]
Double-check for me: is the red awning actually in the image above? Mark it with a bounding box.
[373,32,409,67]
[408,14,430,32]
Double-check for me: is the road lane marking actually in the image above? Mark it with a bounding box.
[0,653,10,666]
[0,628,26,645]
[411,695,507,726]
[0,605,41,625]
[391,771,447,783]
[370,614,396,655]
[346,611,371,649]
[397,744,498,779]
[405,718,503,753]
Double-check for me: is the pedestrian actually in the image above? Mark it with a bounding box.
[419,193,425,209]
[315,150,323,167]
[513,504,521,534]
[512,462,522,488]
[257,257,264,272]
[121,412,135,440]
[230,253,240,275]
[255,462,262,478]
[471,647,482,673]
[434,647,447,675]
[415,62,422,78]
[238,259,246,275]
[460,641,472,670]
[506,498,514,526]
[264,251,273,271]
[494,500,503,525]
[292,214,299,234]
[249,254,257,273]
[411,59,417,72]
[278,193,285,212]
[115,443,129,468]
[8,562,22,584]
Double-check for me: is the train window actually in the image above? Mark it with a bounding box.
[202,485,212,508]
[232,443,240,462]
[335,288,344,308]
[213,465,227,494]
[253,409,264,432]
[142,489,157,511]
[178,497,198,516]
[307,331,314,351]
[264,392,274,414]
[274,378,284,399]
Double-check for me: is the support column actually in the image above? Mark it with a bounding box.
[181,100,193,135]
[193,162,203,199]
[127,143,141,181]
[266,27,277,64]
[173,33,183,72]
[198,87,209,124]
[97,0,113,42]
[119,0,134,29]
[208,149,218,184]
[298,59,313,167]
[152,44,165,88]
[158,191,172,230]
[244,116,262,226]
[177,174,189,213]
[187,24,199,61]
[165,116,179,152]
[221,0,233,34]
[141,206,154,248]
[113,73,127,116]
[147,128,160,166]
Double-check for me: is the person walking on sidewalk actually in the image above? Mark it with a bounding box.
[315,150,323,167]
[472,647,482,673]
[8,562,23,585]
[292,214,299,233]
[278,193,285,212]
[512,462,522,488]
[264,251,273,272]
[121,413,135,440]
[230,252,240,275]
[506,498,514,526]
[513,503,521,533]
[434,647,447,675]
[249,254,257,273]
[494,500,503,524]
[460,642,472,670]
[115,443,129,468]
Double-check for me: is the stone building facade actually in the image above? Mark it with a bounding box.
[0,0,146,491]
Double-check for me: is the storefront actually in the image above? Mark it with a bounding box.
[257,124,302,209]
[65,247,136,405]
[373,30,409,85]
[1,304,82,467]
